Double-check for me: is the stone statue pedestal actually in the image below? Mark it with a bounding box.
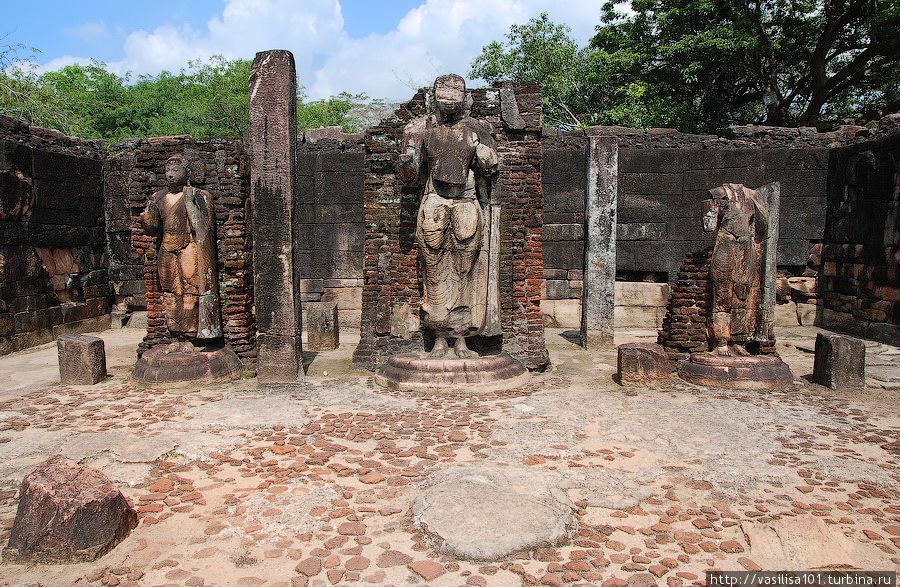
[678,353,793,389]
[132,343,242,385]
[374,353,528,392]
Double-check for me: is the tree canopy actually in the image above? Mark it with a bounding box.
[0,46,388,140]
[471,2,899,132]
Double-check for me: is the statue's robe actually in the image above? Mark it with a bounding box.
[143,186,222,340]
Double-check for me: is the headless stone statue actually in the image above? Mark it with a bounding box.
[398,74,500,359]
[140,155,222,350]
[702,183,771,356]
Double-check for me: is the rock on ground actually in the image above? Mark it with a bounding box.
[3,454,137,563]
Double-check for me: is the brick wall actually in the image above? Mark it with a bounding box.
[106,136,255,363]
[352,82,549,370]
[0,115,110,355]
[819,127,899,342]
[294,129,365,327]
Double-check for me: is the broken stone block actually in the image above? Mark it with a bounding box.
[617,342,671,384]
[813,332,865,389]
[305,301,339,351]
[4,455,138,563]
[57,334,106,385]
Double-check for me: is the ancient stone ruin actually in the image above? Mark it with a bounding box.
[0,44,899,585]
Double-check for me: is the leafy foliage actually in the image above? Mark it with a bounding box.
[470,13,594,128]
[470,2,899,132]
[0,47,386,140]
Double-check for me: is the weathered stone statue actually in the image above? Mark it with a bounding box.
[374,74,528,390]
[140,154,221,347]
[678,182,793,388]
[133,154,241,385]
[702,183,770,356]
[398,74,500,358]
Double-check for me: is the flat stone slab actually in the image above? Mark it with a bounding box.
[742,514,884,569]
[412,473,575,561]
[132,345,242,385]
[374,352,529,391]
[170,395,309,431]
[679,353,794,389]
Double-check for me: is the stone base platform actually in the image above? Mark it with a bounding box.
[678,353,794,389]
[374,353,529,391]
[132,344,243,385]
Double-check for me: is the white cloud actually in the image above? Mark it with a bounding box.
[34,55,94,74]
[100,0,345,79]
[37,0,606,100]
[307,0,603,100]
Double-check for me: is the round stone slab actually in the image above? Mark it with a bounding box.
[678,353,794,389]
[412,475,575,561]
[132,345,243,385]
[374,352,529,391]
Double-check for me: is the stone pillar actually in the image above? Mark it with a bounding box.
[813,332,865,389]
[57,334,106,385]
[250,50,303,381]
[305,302,339,351]
[581,136,617,349]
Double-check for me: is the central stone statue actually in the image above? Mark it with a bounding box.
[398,74,500,358]
[677,181,794,388]
[702,183,770,356]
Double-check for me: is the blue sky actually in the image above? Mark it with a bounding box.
[2,0,604,101]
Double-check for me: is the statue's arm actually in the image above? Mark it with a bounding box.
[398,117,426,185]
[472,121,498,176]
[140,195,161,237]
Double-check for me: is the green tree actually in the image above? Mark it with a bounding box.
[470,3,899,131]
[2,47,387,140]
[470,13,594,128]
[590,0,899,131]
[0,41,76,133]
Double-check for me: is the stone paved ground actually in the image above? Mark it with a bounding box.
[0,326,897,586]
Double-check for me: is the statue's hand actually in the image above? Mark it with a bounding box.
[475,143,498,173]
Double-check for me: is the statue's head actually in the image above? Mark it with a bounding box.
[434,74,466,117]
[165,155,189,188]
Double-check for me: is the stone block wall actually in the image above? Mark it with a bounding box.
[295,129,365,327]
[0,115,110,355]
[819,127,899,342]
[352,82,549,370]
[106,136,255,362]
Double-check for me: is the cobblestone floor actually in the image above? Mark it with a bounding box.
[0,326,897,586]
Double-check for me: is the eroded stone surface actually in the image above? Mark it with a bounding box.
[4,455,137,563]
[617,342,670,384]
[57,335,106,385]
[170,394,309,430]
[375,352,528,391]
[742,515,884,569]
[813,332,865,389]
[412,472,575,561]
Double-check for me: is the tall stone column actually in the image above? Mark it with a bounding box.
[249,50,303,381]
[581,136,618,349]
